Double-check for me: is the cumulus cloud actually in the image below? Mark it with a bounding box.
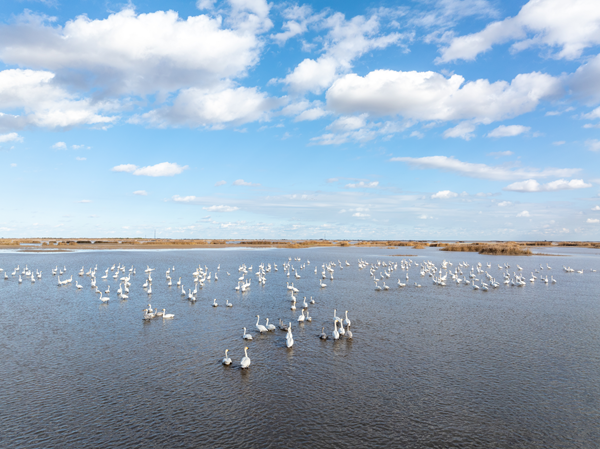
[52,141,67,149]
[0,132,23,143]
[172,195,199,203]
[75,157,86,161]
[276,12,410,94]
[352,212,370,218]
[0,69,117,129]
[572,55,600,105]
[437,0,600,63]
[487,124,530,137]
[326,70,560,125]
[233,179,260,186]
[345,181,379,188]
[504,179,592,192]
[391,155,580,181]
[431,190,458,199]
[498,201,512,206]
[203,205,240,212]
[517,211,530,217]
[443,121,476,140]
[215,180,226,186]
[133,190,148,196]
[593,205,600,210]
[294,107,330,122]
[587,218,600,223]
[111,162,188,176]
[0,8,270,97]
[133,86,279,128]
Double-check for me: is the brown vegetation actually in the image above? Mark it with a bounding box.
[441,243,532,256]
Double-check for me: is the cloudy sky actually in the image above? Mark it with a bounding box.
[1,0,599,240]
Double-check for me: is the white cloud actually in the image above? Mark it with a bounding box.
[498,201,512,206]
[517,211,530,217]
[586,218,599,223]
[0,132,23,143]
[431,190,458,199]
[294,107,330,122]
[391,155,580,180]
[593,206,600,210]
[134,86,278,128]
[326,70,560,125]
[352,212,370,218]
[75,157,86,161]
[71,144,87,149]
[271,4,322,45]
[0,8,270,97]
[203,205,240,212]
[582,106,600,119]
[553,141,566,145]
[585,139,600,152]
[52,141,67,150]
[276,12,410,93]
[215,180,226,186]
[77,199,92,203]
[443,121,476,140]
[437,0,600,63]
[504,179,592,192]
[133,190,148,196]
[0,69,117,129]
[487,124,530,137]
[571,54,600,105]
[173,195,199,203]
[10,163,17,167]
[112,162,187,176]
[488,150,514,157]
[233,179,260,186]
[345,181,379,188]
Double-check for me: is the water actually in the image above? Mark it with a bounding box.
[1,247,599,448]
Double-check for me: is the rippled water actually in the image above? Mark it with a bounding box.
[1,246,599,448]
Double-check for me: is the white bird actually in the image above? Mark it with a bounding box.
[226,300,233,307]
[162,309,174,319]
[222,349,232,366]
[243,327,253,340]
[297,309,305,322]
[309,296,315,304]
[343,311,351,327]
[99,292,109,302]
[319,327,328,340]
[332,321,340,340]
[345,325,353,339]
[256,315,268,333]
[266,318,276,331]
[286,324,294,348]
[213,298,218,307]
[240,347,251,369]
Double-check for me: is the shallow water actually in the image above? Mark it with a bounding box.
[1,247,599,448]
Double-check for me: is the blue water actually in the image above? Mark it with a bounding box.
[1,246,599,448]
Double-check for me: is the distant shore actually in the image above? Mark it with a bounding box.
[1,239,598,255]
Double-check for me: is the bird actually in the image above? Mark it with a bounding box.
[226,300,233,307]
[332,321,340,340]
[222,349,232,366]
[345,325,353,339]
[319,327,328,340]
[99,292,109,302]
[213,298,218,307]
[297,309,305,322]
[240,347,251,369]
[343,311,351,327]
[162,309,174,319]
[266,318,276,331]
[243,327,252,340]
[256,315,268,333]
[286,324,294,348]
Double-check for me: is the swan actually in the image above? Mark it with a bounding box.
[99,292,109,302]
[291,299,296,311]
[297,309,305,322]
[305,309,312,322]
[333,309,342,323]
[222,349,232,366]
[256,315,268,333]
[162,309,174,319]
[226,300,233,307]
[310,296,315,304]
[76,282,83,289]
[343,311,351,327]
[266,318,276,331]
[332,321,340,340]
[240,347,251,368]
[286,324,294,348]
[345,325,353,339]
[105,285,110,294]
[319,327,328,340]
[243,327,253,340]
[213,298,218,307]
[279,319,289,331]
[338,322,346,336]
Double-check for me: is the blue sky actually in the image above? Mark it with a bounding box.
[0,0,599,240]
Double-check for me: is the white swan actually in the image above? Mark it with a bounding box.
[297,309,305,322]
[266,318,276,331]
[319,327,328,340]
[162,309,174,319]
[213,298,218,307]
[346,325,353,339]
[240,347,251,368]
[286,324,294,348]
[226,300,233,307]
[243,327,252,340]
[343,311,351,327]
[222,349,232,366]
[256,315,268,333]
[99,292,109,302]
[291,298,296,311]
[332,321,340,340]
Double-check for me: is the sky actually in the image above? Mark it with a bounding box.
[0,0,599,240]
